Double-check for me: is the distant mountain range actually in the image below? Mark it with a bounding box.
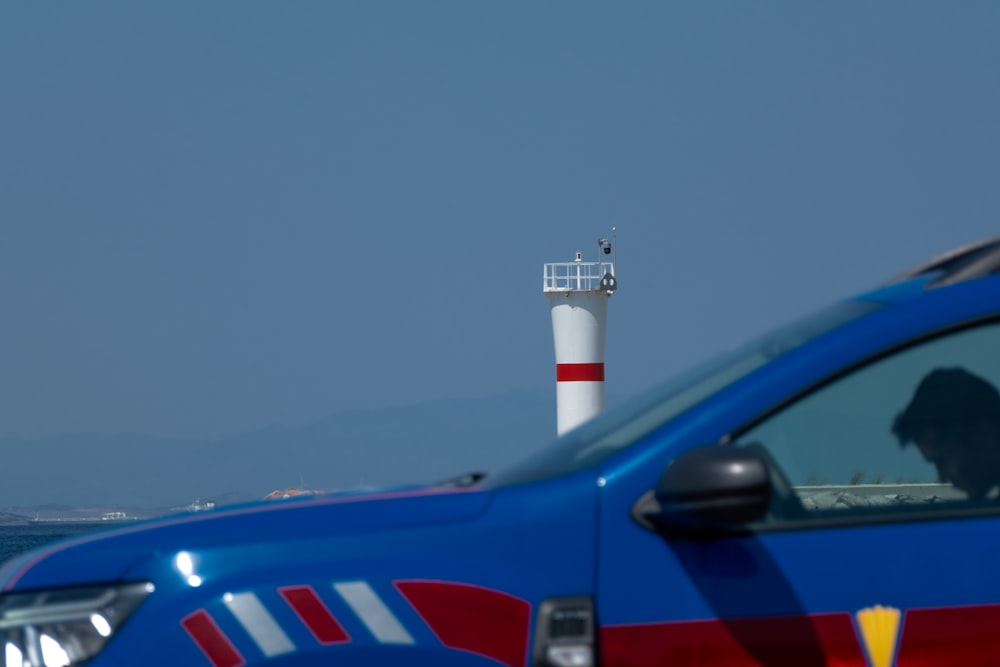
[0,389,562,510]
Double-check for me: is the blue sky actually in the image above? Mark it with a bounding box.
[2,3,999,442]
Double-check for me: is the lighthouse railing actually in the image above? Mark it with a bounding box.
[543,261,614,292]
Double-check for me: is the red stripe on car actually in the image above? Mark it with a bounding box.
[279,585,351,645]
[600,613,866,667]
[897,603,1000,666]
[396,580,531,667]
[181,609,246,667]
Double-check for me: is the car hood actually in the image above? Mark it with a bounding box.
[0,486,492,591]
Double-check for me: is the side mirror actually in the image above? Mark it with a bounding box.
[642,446,771,535]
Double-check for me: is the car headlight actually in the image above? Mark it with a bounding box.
[0,582,152,667]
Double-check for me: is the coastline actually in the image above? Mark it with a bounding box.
[27,517,140,525]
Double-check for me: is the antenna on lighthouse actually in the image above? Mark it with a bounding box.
[543,229,618,435]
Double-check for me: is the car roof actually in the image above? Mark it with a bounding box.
[886,236,1000,288]
[852,237,1000,306]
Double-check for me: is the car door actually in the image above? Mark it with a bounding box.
[596,317,1000,667]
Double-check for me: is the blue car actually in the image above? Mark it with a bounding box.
[4,238,1000,667]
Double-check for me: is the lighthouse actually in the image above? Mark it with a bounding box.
[543,230,618,435]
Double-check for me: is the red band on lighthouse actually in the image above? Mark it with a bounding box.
[556,363,605,382]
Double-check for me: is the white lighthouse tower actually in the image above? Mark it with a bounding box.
[543,230,618,435]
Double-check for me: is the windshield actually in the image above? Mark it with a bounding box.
[486,300,880,488]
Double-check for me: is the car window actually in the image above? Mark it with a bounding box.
[486,300,879,488]
[733,320,1000,519]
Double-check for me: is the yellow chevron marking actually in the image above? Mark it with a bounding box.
[856,605,901,667]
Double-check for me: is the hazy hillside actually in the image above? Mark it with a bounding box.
[0,389,560,508]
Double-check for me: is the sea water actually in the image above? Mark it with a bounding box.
[0,523,113,565]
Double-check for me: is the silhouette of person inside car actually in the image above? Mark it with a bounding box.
[893,367,1000,499]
